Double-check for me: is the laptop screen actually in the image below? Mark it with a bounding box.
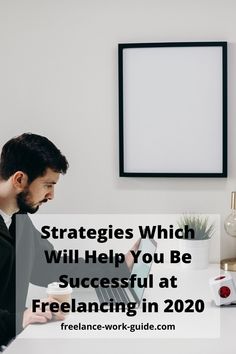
[130,238,157,302]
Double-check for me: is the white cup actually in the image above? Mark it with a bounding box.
[46,282,72,305]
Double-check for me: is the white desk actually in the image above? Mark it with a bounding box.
[4,264,236,354]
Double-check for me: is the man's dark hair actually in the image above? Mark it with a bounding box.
[0,133,69,182]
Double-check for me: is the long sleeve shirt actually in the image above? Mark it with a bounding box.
[0,213,129,346]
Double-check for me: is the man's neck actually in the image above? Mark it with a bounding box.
[0,180,19,215]
[0,197,19,216]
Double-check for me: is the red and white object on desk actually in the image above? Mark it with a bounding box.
[209,273,236,306]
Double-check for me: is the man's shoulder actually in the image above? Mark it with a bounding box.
[0,236,13,267]
[0,215,14,246]
[13,212,40,245]
[0,236,12,249]
[14,212,34,228]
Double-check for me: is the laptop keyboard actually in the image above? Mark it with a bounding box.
[95,286,132,304]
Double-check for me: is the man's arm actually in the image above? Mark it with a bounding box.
[26,217,131,286]
[0,310,15,347]
[17,215,139,330]
[0,237,17,346]
[30,233,131,285]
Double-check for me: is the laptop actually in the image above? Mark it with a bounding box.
[76,238,157,307]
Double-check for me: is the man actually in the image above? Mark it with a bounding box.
[0,133,133,347]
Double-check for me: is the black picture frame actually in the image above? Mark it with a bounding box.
[118,42,227,177]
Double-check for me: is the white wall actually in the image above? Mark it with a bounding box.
[0,0,236,258]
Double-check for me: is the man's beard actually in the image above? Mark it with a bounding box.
[17,189,47,214]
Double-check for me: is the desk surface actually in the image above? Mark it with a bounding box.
[4,264,236,354]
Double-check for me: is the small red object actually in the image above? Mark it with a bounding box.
[215,275,226,281]
[219,286,231,298]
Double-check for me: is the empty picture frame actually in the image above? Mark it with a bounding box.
[118,42,227,177]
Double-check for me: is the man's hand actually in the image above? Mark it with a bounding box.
[22,298,65,328]
[125,238,141,271]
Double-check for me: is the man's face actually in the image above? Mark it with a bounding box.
[17,168,60,214]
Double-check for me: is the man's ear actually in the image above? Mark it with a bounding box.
[11,171,28,192]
